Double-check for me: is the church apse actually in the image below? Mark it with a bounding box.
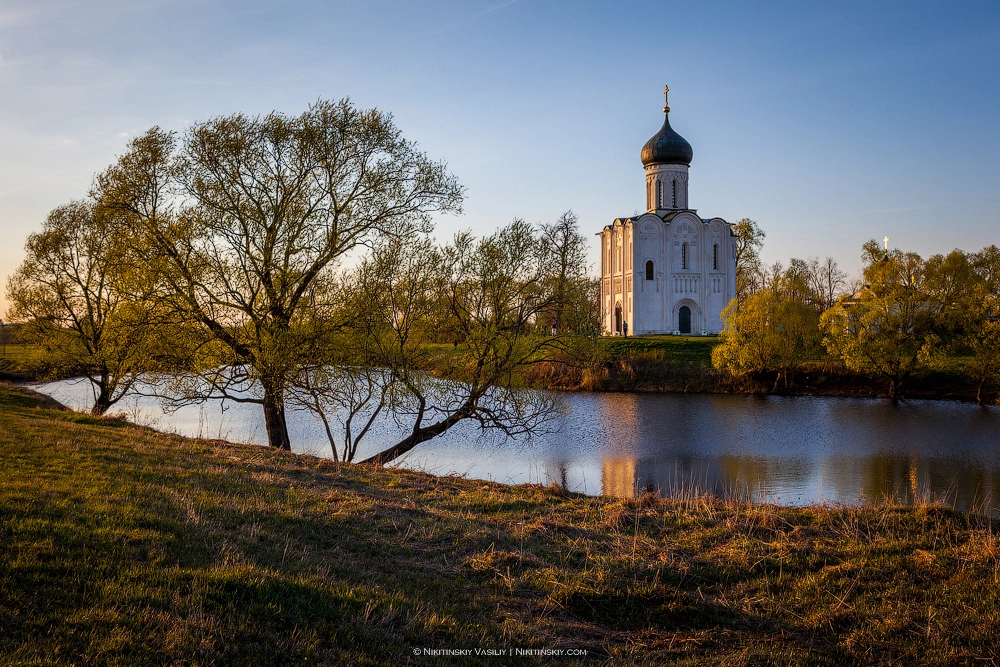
[599,86,736,336]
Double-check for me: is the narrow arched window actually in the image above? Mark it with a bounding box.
[713,243,719,270]
[682,243,688,270]
[656,180,662,209]
[672,180,677,208]
[645,260,654,281]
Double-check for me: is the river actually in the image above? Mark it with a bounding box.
[33,379,1000,513]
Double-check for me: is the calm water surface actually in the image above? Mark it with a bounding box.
[34,379,1000,512]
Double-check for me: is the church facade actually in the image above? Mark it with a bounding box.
[599,87,736,335]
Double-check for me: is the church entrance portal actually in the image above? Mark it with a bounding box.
[614,303,623,334]
[679,306,691,334]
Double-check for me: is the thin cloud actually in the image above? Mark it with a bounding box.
[423,0,524,38]
[0,170,65,200]
[0,8,31,28]
[0,1,68,28]
[862,204,925,215]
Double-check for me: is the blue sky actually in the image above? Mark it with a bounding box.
[2,1,999,313]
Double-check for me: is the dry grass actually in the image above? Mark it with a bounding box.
[1,383,999,665]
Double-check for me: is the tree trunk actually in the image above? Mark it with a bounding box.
[362,405,472,466]
[895,373,908,400]
[262,385,292,450]
[92,388,112,415]
[977,377,986,406]
[91,377,113,415]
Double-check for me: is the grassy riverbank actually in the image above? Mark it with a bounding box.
[509,335,991,403]
[2,383,999,665]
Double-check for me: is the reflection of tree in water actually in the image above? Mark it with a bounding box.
[601,454,811,501]
[602,452,1000,514]
[822,455,1000,513]
[591,391,1000,512]
[544,459,570,492]
[595,393,644,452]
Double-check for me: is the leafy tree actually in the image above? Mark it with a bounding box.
[963,303,1000,405]
[779,258,817,306]
[820,241,945,399]
[5,201,162,414]
[924,250,979,325]
[733,217,766,307]
[963,246,1000,404]
[538,210,596,333]
[820,243,1000,401]
[95,100,463,450]
[972,245,1000,293]
[569,276,602,338]
[288,233,442,462]
[360,220,559,466]
[713,263,823,392]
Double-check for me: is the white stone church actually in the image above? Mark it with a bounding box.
[599,87,736,335]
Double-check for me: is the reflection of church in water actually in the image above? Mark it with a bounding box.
[599,87,736,335]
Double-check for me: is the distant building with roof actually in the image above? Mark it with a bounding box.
[599,87,736,335]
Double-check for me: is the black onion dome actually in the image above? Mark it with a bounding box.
[640,111,693,166]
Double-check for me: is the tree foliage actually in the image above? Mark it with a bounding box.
[714,221,848,392]
[289,233,442,462]
[537,210,598,334]
[720,236,1000,402]
[959,245,1000,404]
[287,221,562,465]
[733,217,765,307]
[6,201,163,414]
[713,262,823,391]
[359,220,560,465]
[94,100,464,449]
[820,241,977,399]
[0,322,18,356]
[7,100,594,460]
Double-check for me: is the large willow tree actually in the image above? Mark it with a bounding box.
[95,99,463,450]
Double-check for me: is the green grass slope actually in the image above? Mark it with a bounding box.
[1,383,999,665]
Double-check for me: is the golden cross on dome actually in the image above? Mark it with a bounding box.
[663,85,670,113]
